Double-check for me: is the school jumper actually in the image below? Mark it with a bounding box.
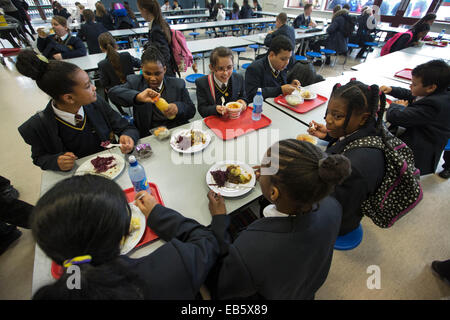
[326,119,385,235]
[263,24,296,69]
[37,33,87,59]
[386,87,450,175]
[108,74,196,138]
[195,73,247,117]
[145,23,177,77]
[245,56,288,101]
[208,196,342,300]
[76,21,108,54]
[95,13,115,31]
[18,96,139,171]
[98,52,141,90]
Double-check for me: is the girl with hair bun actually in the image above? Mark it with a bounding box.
[206,139,351,299]
[16,49,139,172]
[308,79,387,236]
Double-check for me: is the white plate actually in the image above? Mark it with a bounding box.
[120,203,146,255]
[74,153,125,180]
[300,90,317,100]
[206,161,256,197]
[170,129,211,154]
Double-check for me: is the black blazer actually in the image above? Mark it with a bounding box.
[195,73,247,117]
[37,34,87,59]
[386,87,450,175]
[98,51,141,90]
[121,204,228,299]
[17,96,139,171]
[145,23,176,77]
[239,4,253,19]
[210,196,342,300]
[263,24,296,68]
[77,21,108,54]
[108,74,196,137]
[245,56,287,101]
[326,119,385,235]
[95,13,115,31]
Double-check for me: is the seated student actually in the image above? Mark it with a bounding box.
[76,9,108,54]
[308,80,387,235]
[195,47,247,118]
[111,2,135,29]
[37,16,87,60]
[380,23,430,56]
[293,3,317,28]
[108,45,196,138]
[52,1,71,20]
[231,2,240,20]
[95,1,115,31]
[31,175,228,299]
[16,50,139,172]
[264,13,296,69]
[381,60,450,175]
[353,7,377,59]
[206,139,350,299]
[245,35,301,101]
[239,0,253,19]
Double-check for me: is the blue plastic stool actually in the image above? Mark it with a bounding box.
[306,51,322,59]
[232,27,240,35]
[343,43,360,66]
[295,55,307,61]
[242,63,251,70]
[217,29,228,36]
[249,44,260,59]
[116,40,129,49]
[363,42,378,61]
[334,224,363,250]
[205,30,215,37]
[189,32,200,40]
[445,139,450,151]
[186,73,205,84]
[232,47,247,69]
[247,26,254,34]
[320,48,337,66]
[140,38,148,45]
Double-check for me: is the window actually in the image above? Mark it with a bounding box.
[377,0,403,16]
[404,0,433,17]
[435,0,450,21]
[325,0,369,13]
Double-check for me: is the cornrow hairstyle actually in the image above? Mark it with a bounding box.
[15,49,80,102]
[98,32,126,83]
[141,44,166,67]
[265,139,351,208]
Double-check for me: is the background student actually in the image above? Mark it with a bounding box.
[16,50,138,172]
[381,23,430,56]
[293,3,317,28]
[108,45,195,138]
[95,1,115,31]
[31,175,228,299]
[264,13,296,69]
[76,9,107,55]
[206,139,350,299]
[52,1,71,20]
[382,60,450,175]
[325,6,353,65]
[245,35,300,101]
[196,47,247,117]
[239,0,253,19]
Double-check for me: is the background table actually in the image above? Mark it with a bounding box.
[64,49,139,72]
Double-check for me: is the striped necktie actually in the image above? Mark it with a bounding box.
[74,114,84,127]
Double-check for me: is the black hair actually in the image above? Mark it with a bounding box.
[15,49,80,102]
[82,9,95,22]
[265,139,351,207]
[412,59,450,93]
[304,3,313,11]
[343,3,350,10]
[210,46,234,67]
[329,79,387,136]
[141,44,166,67]
[268,35,293,54]
[411,23,430,38]
[31,175,145,300]
[411,13,436,29]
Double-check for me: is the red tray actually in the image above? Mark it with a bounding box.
[203,106,272,140]
[50,183,164,280]
[424,42,447,47]
[394,68,412,81]
[274,94,328,114]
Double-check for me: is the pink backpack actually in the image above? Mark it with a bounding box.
[381,30,413,56]
[170,29,193,73]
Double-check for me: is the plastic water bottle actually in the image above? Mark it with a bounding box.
[128,155,151,194]
[252,88,263,121]
[133,38,140,53]
[436,29,446,41]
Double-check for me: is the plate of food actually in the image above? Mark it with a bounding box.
[170,128,211,154]
[75,154,125,179]
[206,161,256,197]
[300,89,317,100]
[120,203,146,255]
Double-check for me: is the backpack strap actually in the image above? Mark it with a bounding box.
[343,136,384,153]
[208,73,216,103]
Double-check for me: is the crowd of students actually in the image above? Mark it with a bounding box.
[1,0,450,300]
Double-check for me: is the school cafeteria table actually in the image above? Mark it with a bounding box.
[31,102,309,295]
[401,44,450,60]
[64,48,139,72]
[109,29,137,38]
[136,13,209,24]
[264,71,411,127]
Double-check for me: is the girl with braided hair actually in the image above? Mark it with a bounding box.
[308,79,388,235]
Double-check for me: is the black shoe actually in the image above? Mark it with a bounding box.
[0,228,22,256]
[0,185,19,203]
[325,57,331,65]
[438,169,450,179]
[313,60,322,66]
[431,260,450,285]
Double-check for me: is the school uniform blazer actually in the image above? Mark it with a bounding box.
[37,34,87,59]
[326,9,349,54]
[145,23,176,77]
[76,21,108,54]
[293,13,311,28]
[95,14,115,31]
[386,87,450,175]
[121,204,229,299]
[263,24,296,69]
[98,52,141,90]
[326,119,385,235]
[17,96,139,171]
[195,73,247,117]
[238,5,253,19]
[211,196,342,300]
[108,74,196,137]
[245,56,287,101]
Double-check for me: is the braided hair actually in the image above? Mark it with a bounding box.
[141,44,166,67]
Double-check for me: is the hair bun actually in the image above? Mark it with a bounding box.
[16,49,49,81]
[318,154,352,185]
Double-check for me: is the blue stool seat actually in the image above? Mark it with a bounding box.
[295,55,307,61]
[242,63,251,69]
[232,47,246,53]
[320,48,336,55]
[306,51,322,59]
[189,32,200,36]
[364,42,378,47]
[186,73,205,83]
[205,30,214,34]
[348,43,359,48]
[232,28,240,32]
[334,224,363,250]
[116,40,128,44]
[249,44,260,50]
[445,139,450,151]
[193,53,203,59]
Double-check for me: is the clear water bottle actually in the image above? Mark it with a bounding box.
[252,88,263,121]
[128,155,151,194]
[436,29,445,41]
[133,38,140,53]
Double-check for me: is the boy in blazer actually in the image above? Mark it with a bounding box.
[195,47,247,118]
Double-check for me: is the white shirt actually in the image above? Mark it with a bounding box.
[161,3,171,11]
[262,204,291,218]
[267,56,278,75]
[213,74,228,89]
[52,100,84,126]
